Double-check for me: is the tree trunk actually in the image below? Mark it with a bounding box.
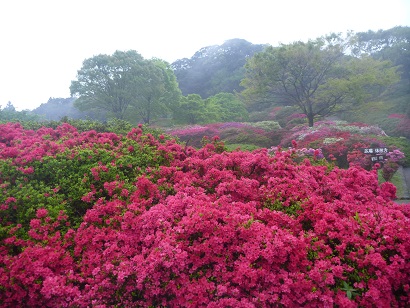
[308,114,314,127]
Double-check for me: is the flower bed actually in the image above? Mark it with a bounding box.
[0,122,409,307]
[167,121,281,148]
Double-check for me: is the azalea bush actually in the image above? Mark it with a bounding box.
[279,121,409,184]
[381,149,406,182]
[0,122,409,307]
[394,114,410,139]
[279,121,403,169]
[167,121,282,148]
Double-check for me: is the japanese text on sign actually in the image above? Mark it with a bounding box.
[371,156,385,162]
[362,147,388,154]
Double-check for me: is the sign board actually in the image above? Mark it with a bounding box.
[361,147,389,163]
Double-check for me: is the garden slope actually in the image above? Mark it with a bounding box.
[0,123,409,307]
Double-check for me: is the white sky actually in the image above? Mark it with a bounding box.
[1,0,409,111]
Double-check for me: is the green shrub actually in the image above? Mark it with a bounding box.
[224,143,261,151]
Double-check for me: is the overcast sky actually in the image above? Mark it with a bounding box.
[1,0,409,111]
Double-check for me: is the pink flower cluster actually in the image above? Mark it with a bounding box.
[388,114,406,119]
[0,122,409,307]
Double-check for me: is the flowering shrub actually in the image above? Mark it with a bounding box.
[168,121,281,148]
[0,122,409,307]
[388,114,406,119]
[281,121,387,148]
[397,117,410,139]
[381,149,406,182]
[269,145,325,163]
[280,121,395,169]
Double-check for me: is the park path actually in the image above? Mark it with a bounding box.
[403,167,410,199]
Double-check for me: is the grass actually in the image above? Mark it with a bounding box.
[224,143,261,152]
[378,167,408,200]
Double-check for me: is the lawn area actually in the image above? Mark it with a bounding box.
[379,166,409,200]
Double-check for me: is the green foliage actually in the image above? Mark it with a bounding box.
[224,143,261,152]
[172,94,220,125]
[353,26,410,86]
[340,100,395,129]
[15,118,134,135]
[270,106,299,126]
[378,168,407,199]
[220,128,272,148]
[0,138,164,232]
[206,92,249,122]
[263,199,303,216]
[245,120,281,131]
[0,102,42,123]
[340,281,359,300]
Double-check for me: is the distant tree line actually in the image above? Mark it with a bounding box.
[10,26,407,129]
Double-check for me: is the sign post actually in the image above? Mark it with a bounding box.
[361,147,388,164]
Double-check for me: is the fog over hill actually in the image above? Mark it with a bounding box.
[171,39,265,98]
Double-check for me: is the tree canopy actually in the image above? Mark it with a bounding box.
[70,50,181,124]
[353,26,410,84]
[241,34,400,126]
[172,92,249,125]
[206,92,249,122]
[172,94,218,125]
[0,102,41,122]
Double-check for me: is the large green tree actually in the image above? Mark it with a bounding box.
[70,50,180,124]
[126,58,181,124]
[173,94,220,125]
[241,34,400,126]
[206,92,249,122]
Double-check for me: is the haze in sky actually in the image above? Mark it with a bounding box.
[1,0,409,111]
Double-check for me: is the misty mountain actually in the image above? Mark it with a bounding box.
[172,38,266,98]
[32,97,104,121]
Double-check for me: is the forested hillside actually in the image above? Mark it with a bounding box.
[171,38,265,98]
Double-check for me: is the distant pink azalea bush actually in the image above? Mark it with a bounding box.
[388,113,406,119]
[279,121,394,168]
[397,117,410,139]
[0,122,409,307]
[167,122,281,148]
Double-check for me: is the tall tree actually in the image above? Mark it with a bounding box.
[128,58,181,124]
[173,94,220,125]
[241,34,400,126]
[70,50,180,124]
[206,93,249,122]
